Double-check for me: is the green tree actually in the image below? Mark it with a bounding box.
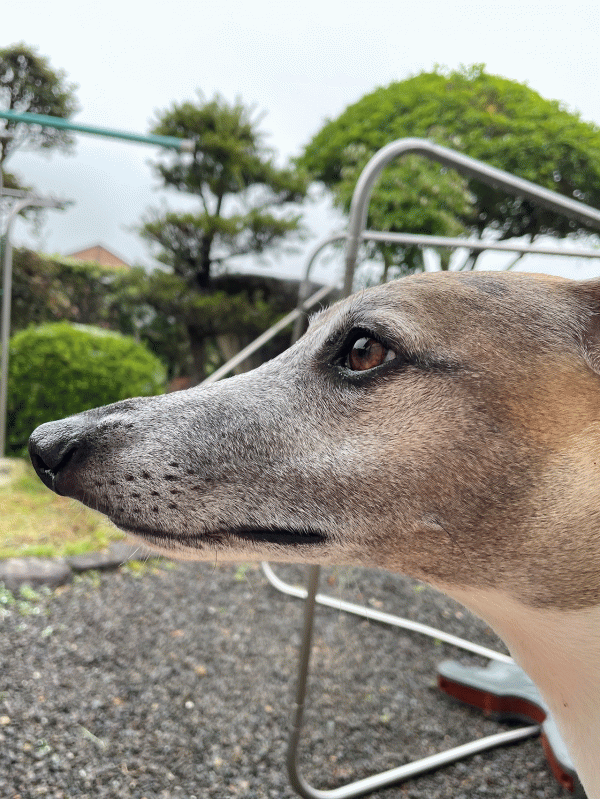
[0,43,78,185]
[11,249,123,333]
[299,65,600,273]
[10,248,192,379]
[10,247,302,384]
[141,93,308,382]
[8,322,165,454]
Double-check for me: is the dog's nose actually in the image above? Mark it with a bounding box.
[28,421,83,494]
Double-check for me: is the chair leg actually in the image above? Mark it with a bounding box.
[283,564,539,799]
[261,562,512,663]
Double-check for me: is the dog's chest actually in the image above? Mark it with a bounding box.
[443,586,600,797]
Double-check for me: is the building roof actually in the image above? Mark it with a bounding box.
[66,244,130,268]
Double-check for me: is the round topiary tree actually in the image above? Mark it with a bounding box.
[7,322,166,454]
[299,64,600,273]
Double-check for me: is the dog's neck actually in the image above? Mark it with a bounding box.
[445,585,600,797]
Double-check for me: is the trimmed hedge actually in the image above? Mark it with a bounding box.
[8,322,166,454]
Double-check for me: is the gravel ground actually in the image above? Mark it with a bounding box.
[0,559,567,799]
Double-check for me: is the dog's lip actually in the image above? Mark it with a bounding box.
[117,522,327,547]
[231,527,326,545]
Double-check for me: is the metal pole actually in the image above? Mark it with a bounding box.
[261,563,512,664]
[287,564,322,796]
[361,230,600,260]
[0,196,67,457]
[343,138,600,294]
[289,723,538,799]
[0,130,16,234]
[0,203,22,457]
[0,109,194,152]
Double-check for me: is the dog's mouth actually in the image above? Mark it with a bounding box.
[119,523,327,549]
[232,527,327,546]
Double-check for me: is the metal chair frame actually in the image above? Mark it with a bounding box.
[202,139,600,797]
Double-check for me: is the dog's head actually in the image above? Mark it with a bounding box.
[29,271,600,609]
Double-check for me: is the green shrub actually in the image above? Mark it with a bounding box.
[7,322,166,454]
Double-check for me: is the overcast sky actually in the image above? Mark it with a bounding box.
[3,0,600,282]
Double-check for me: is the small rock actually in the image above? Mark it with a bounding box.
[108,541,157,563]
[67,541,159,572]
[66,541,158,572]
[0,558,72,591]
[66,550,126,572]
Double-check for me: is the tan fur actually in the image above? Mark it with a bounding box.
[27,270,600,796]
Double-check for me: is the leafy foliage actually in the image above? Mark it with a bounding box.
[0,42,78,189]
[7,322,166,454]
[11,249,124,331]
[10,248,302,382]
[141,93,309,380]
[299,65,600,271]
[141,268,305,376]
[0,43,78,159]
[144,93,307,287]
[10,248,189,379]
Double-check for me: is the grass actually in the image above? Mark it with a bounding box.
[0,458,123,559]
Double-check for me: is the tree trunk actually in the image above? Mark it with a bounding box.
[438,248,452,271]
[381,249,392,283]
[215,334,257,375]
[196,235,212,289]
[187,325,207,385]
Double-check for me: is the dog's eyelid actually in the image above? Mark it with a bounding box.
[313,322,421,379]
[319,323,457,379]
[341,326,404,358]
[321,327,405,376]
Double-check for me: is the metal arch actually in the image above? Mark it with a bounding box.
[201,232,600,386]
[343,137,600,294]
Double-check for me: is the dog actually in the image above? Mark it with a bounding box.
[28,270,600,797]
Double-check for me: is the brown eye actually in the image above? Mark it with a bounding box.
[347,337,396,371]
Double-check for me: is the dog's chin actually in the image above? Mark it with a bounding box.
[117,522,327,554]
